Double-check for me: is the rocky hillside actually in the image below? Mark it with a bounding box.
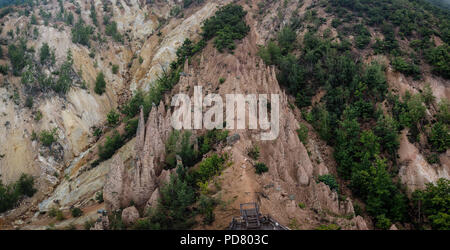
[0,0,448,230]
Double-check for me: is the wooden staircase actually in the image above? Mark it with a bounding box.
[240,203,261,229]
[228,202,289,230]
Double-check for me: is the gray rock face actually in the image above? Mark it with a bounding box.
[121,206,140,226]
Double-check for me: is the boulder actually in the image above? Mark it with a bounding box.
[122,206,140,226]
[226,133,240,145]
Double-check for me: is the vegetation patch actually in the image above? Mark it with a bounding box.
[0,174,36,213]
[39,128,58,147]
[94,72,106,95]
[317,174,339,191]
[254,162,268,174]
[201,4,249,52]
[412,178,449,230]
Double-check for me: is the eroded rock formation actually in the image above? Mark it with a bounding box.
[398,130,450,194]
[104,103,171,212]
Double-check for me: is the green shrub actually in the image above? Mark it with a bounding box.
[108,210,125,230]
[310,105,331,141]
[170,5,182,17]
[137,166,197,230]
[52,50,73,94]
[437,100,450,125]
[363,62,388,101]
[106,110,119,126]
[254,162,268,174]
[277,26,296,53]
[196,154,226,182]
[105,21,123,42]
[70,207,83,217]
[422,84,435,106]
[39,128,58,147]
[90,3,98,26]
[198,195,216,225]
[39,42,50,64]
[219,77,225,84]
[425,44,450,79]
[31,130,38,141]
[95,191,104,203]
[197,129,228,156]
[8,42,26,75]
[296,123,309,145]
[14,174,37,198]
[374,115,399,157]
[21,68,34,85]
[298,202,306,209]
[353,203,363,216]
[353,24,371,49]
[331,18,341,28]
[120,91,145,119]
[30,14,37,24]
[318,174,339,191]
[375,214,392,230]
[56,210,66,221]
[124,118,138,139]
[84,219,95,230]
[258,41,282,65]
[94,72,106,95]
[98,130,123,160]
[112,64,119,74]
[183,0,203,8]
[247,145,260,160]
[392,57,421,79]
[93,127,102,138]
[25,96,33,108]
[165,130,200,169]
[400,94,426,128]
[426,153,440,164]
[48,208,62,218]
[0,64,8,75]
[71,20,93,46]
[34,110,43,121]
[0,173,36,213]
[65,12,74,25]
[429,122,450,153]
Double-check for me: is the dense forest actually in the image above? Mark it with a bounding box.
[258,0,449,229]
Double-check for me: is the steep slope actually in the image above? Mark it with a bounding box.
[0,0,448,230]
